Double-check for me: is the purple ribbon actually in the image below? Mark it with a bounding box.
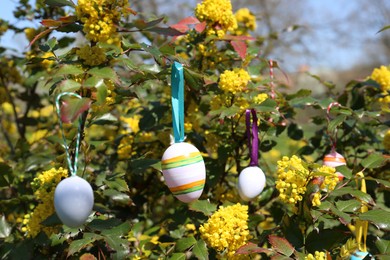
[246,109,259,166]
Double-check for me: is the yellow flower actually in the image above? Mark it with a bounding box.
[195,0,237,36]
[117,135,134,159]
[305,251,326,260]
[23,167,68,237]
[371,65,390,92]
[234,8,257,35]
[76,0,130,45]
[383,129,390,150]
[26,129,48,144]
[76,45,107,66]
[121,115,140,134]
[254,93,268,104]
[199,203,250,258]
[275,155,310,205]
[24,27,36,42]
[41,52,55,69]
[219,68,251,94]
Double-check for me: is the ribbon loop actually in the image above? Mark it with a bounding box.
[55,92,84,176]
[246,109,259,166]
[171,62,185,143]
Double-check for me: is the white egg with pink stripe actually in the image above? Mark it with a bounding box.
[323,150,346,180]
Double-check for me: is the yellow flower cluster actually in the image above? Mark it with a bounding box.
[76,45,107,66]
[117,135,134,159]
[219,68,251,94]
[22,167,68,237]
[121,115,140,134]
[305,251,326,260]
[275,155,310,205]
[195,0,237,38]
[0,59,21,84]
[234,8,257,36]
[76,0,129,45]
[383,129,390,150]
[371,65,390,92]
[276,156,338,207]
[254,93,268,104]
[199,203,250,258]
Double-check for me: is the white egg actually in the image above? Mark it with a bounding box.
[237,166,266,201]
[323,151,346,180]
[161,142,206,203]
[54,176,94,228]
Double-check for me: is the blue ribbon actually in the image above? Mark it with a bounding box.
[171,62,185,143]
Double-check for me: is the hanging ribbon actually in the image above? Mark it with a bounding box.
[326,102,341,152]
[246,109,259,166]
[55,92,84,176]
[355,171,368,252]
[171,62,185,143]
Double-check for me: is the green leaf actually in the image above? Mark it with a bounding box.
[268,235,294,256]
[175,236,197,252]
[329,204,351,224]
[335,200,361,213]
[254,98,277,112]
[188,200,217,216]
[39,37,58,52]
[377,25,390,34]
[359,209,390,231]
[192,239,208,260]
[0,215,11,238]
[91,113,118,125]
[375,239,390,254]
[88,67,117,80]
[87,218,123,232]
[330,187,374,205]
[68,233,102,256]
[45,0,74,7]
[96,81,107,105]
[59,79,81,92]
[0,162,13,186]
[184,68,204,90]
[169,253,186,260]
[104,178,129,192]
[361,153,388,169]
[287,123,303,140]
[336,165,352,179]
[41,213,62,226]
[140,43,162,64]
[55,64,84,76]
[289,96,317,108]
[328,114,347,133]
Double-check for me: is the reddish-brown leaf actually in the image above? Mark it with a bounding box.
[41,19,63,27]
[268,236,295,257]
[60,98,91,123]
[236,242,272,255]
[27,28,54,48]
[231,40,247,59]
[195,22,206,33]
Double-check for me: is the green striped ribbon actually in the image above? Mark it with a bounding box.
[55,92,83,176]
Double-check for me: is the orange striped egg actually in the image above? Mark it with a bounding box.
[323,151,346,181]
[161,142,206,203]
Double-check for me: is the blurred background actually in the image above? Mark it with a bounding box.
[1,0,390,95]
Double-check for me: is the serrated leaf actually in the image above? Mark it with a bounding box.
[169,253,186,260]
[335,200,361,213]
[45,0,74,7]
[254,98,277,112]
[330,187,374,205]
[328,114,347,133]
[231,40,247,59]
[87,218,123,232]
[192,239,208,260]
[96,81,107,105]
[188,200,217,216]
[287,123,303,140]
[359,209,390,230]
[268,235,294,256]
[0,162,13,186]
[361,153,388,169]
[91,113,118,125]
[0,215,11,238]
[336,165,352,179]
[375,239,390,254]
[68,234,102,256]
[55,64,84,76]
[60,97,91,123]
[236,242,272,255]
[175,236,196,252]
[59,79,81,92]
[88,67,117,80]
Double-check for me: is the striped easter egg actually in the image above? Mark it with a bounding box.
[161,142,206,203]
[323,151,346,180]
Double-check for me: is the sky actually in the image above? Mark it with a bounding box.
[0,0,389,72]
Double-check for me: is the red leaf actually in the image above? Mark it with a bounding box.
[222,35,255,41]
[195,22,206,33]
[176,16,201,25]
[60,97,91,123]
[268,236,295,257]
[235,242,272,255]
[170,16,202,33]
[170,24,189,33]
[27,28,54,48]
[231,40,247,59]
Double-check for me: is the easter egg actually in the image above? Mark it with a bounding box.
[350,250,372,260]
[323,151,346,181]
[54,176,94,228]
[161,142,206,203]
[237,166,266,201]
